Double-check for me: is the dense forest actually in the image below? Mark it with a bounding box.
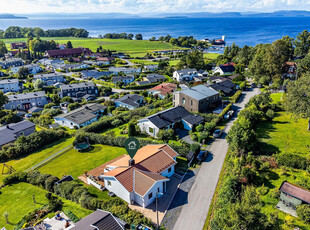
[0,26,89,38]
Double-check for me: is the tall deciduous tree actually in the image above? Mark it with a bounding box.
[0,91,8,108]
[284,75,310,130]
[294,30,310,57]
[66,41,73,49]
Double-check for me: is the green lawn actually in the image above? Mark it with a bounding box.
[169,59,180,66]
[131,59,159,65]
[203,53,220,60]
[0,137,74,185]
[0,182,92,230]
[2,37,183,57]
[38,144,127,179]
[256,112,310,155]
[271,92,284,103]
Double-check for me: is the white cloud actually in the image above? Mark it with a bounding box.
[0,0,309,14]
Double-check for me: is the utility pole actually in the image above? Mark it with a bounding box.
[156,192,159,230]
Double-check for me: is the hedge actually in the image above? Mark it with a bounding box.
[71,67,95,72]
[0,130,69,162]
[239,81,246,91]
[277,153,310,170]
[231,90,242,103]
[219,103,232,119]
[125,82,160,90]
[63,210,79,223]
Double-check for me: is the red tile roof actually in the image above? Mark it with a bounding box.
[45,48,92,57]
[280,181,310,203]
[149,83,177,96]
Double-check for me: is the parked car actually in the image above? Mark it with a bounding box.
[227,110,234,116]
[213,129,223,138]
[224,114,230,120]
[197,151,209,162]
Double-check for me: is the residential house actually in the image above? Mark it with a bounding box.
[208,79,236,96]
[54,103,106,129]
[83,60,110,66]
[33,73,65,86]
[143,74,166,83]
[44,48,92,58]
[112,76,135,85]
[0,79,22,93]
[109,67,141,75]
[173,69,198,82]
[148,83,177,99]
[37,58,64,66]
[81,70,112,80]
[114,94,143,110]
[85,144,178,208]
[136,80,151,86]
[57,44,67,50]
[10,42,27,50]
[282,62,297,78]
[197,69,209,77]
[0,71,4,77]
[111,52,126,58]
[212,64,235,75]
[0,58,24,69]
[0,120,35,148]
[67,209,126,230]
[55,175,74,185]
[52,63,88,72]
[143,64,158,72]
[11,64,42,74]
[4,91,48,110]
[138,106,204,137]
[59,82,98,98]
[28,106,44,114]
[173,85,220,113]
[277,181,310,216]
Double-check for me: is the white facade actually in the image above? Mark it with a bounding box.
[104,176,132,204]
[173,69,198,82]
[11,64,42,74]
[0,79,21,93]
[137,119,160,137]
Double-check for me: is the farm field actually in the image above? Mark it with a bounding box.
[0,137,74,186]
[2,37,184,57]
[0,182,92,230]
[38,144,127,179]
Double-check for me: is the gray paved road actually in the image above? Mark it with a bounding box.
[171,88,260,230]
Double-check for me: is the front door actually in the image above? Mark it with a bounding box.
[23,103,31,110]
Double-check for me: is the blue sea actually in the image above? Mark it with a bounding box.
[0,17,310,46]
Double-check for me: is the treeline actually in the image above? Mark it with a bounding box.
[0,26,89,38]
[4,170,154,228]
[149,35,208,48]
[100,33,142,40]
[0,129,69,162]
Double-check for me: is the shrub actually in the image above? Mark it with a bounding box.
[157,129,175,141]
[231,90,242,103]
[239,81,246,91]
[63,210,79,223]
[296,205,310,223]
[111,119,122,126]
[196,124,204,132]
[45,176,60,192]
[198,132,209,143]
[128,122,136,137]
[190,143,201,154]
[266,109,275,121]
[204,122,216,132]
[3,172,28,185]
[219,103,232,119]
[277,153,309,170]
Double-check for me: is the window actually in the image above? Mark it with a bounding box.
[182,98,185,104]
[107,180,111,186]
[19,131,24,136]
[149,127,154,134]
[148,192,153,199]
[168,167,172,173]
[158,187,160,193]
[191,100,193,106]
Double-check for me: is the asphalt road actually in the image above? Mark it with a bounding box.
[171,88,260,230]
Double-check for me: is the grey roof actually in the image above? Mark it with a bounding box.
[177,85,219,101]
[0,78,18,84]
[218,65,235,73]
[0,120,35,146]
[145,64,158,69]
[8,91,46,101]
[33,73,64,79]
[143,106,204,129]
[60,82,96,91]
[56,175,74,185]
[176,68,197,75]
[112,76,135,82]
[28,106,44,113]
[81,70,111,79]
[115,94,143,107]
[136,80,151,85]
[23,64,40,68]
[56,103,106,125]
[209,79,236,94]
[71,209,124,230]
[109,67,140,72]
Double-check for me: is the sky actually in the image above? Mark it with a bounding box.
[0,0,309,14]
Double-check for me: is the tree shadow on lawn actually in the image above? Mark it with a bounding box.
[256,141,280,156]
[79,145,102,153]
[260,170,280,189]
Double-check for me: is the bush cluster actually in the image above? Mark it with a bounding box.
[231,90,242,103]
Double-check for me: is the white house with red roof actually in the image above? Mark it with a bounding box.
[85,144,178,208]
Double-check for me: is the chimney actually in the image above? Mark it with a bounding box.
[129,159,135,166]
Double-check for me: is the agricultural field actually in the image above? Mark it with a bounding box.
[0,182,92,230]
[38,144,127,179]
[203,53,220,60]
[2,37,184,57]
[0,137,74,186]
